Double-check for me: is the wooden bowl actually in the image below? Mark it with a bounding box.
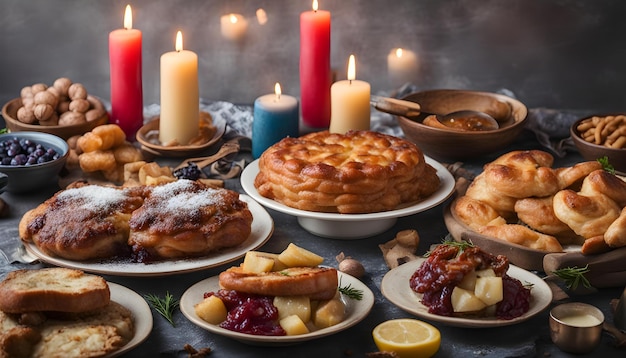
[570,115,626,173]
[135,112,226,157]
[397,89,528,161]
[1,96,109,140]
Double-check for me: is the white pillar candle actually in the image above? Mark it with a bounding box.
[159,31,199,145]
[387,48,418,87]
[329,55,371,134]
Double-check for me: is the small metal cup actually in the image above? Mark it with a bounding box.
[549,302,604,354]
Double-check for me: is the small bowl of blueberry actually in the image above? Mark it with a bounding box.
[0,131,68,193]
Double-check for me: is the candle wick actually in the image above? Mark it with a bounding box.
[349,79,352,85]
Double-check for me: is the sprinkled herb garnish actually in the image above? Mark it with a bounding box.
[424,239,474,257]
[338,279,363,300]
[598,156,615,174]
[552,265,591,290]
[145,291,180,326]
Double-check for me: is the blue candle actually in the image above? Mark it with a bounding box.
[252,83,299,158]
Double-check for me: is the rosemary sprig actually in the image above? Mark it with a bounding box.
[552,265,591,290]
[338,278,363,300]
[598,156,615,174]
[424,238,474,257]
[145,291,180,326]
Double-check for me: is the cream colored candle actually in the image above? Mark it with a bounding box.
[329,55,371,134]
[220,13,248,41]
[159,31,199,145]
[387,48,418,87]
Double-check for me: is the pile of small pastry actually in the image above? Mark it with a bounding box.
[0,268,134,358]
[453,150,626,254]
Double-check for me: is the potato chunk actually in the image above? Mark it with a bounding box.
[313,294,345,328]
[280,315,310,335]
[242,251,276,273]
[451,286,487,313]
[474,276,503,306]
[273,296,311,322]
[195,295,227,324]
[278,243,324,267]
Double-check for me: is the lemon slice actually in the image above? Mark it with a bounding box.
[372,318,441,358]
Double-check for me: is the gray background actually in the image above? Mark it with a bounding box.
[1,0,626,112]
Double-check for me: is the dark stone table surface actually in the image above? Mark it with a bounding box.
[0,128,624,358]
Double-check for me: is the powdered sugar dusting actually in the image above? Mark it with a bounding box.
[57,185,128,211]
[150,179,224,214]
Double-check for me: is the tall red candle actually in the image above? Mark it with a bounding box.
[109,5,143,139]
[300,0,331,128]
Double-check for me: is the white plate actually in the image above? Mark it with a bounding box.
[106,282,153,357]
[240,157,455,239]
[180,271,374,346]
[23,195,273,277]
[381,258,552,328]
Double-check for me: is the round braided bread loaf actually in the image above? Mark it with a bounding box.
[254,130,440,213]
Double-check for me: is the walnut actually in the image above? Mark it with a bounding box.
[69,98,90,113]
[33,103,55,121]
[59,111,86,126]
[57,100,70,113]
[30,83,48,95]
[16,106,37,124]
[20,86,33,99]
[46,86,60,99]
[53,77,72,96]
[68,83,87,100]
[33,90,58,108]
[21,97,34,109]
[85,108,106,122]
[39,113,59,126]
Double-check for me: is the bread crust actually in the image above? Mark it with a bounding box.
[254,130,440,213]
[0,268,110,314]
[219,266,339,300]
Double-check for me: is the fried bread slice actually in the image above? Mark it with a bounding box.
[0,268,110,314]
[218,266,339,300]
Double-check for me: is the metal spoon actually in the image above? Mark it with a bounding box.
[370,95,499,131]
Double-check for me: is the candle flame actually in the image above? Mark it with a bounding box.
[274,82,282,101]
[312,0,318,12]
[123,5,133,30]
[347,55,356,81]
[395,48,403,58]
[229,14,238,24]
[175,31,183,52]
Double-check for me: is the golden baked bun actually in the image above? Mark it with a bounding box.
[254,130,440,213]
[19,182,146,261]
[128,180,252,261]
[451,150,626,253]
[477,224,563,252]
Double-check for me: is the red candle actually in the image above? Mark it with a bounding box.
[109,5,143,139]
[300,0,331,128]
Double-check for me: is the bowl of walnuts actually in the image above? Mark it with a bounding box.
[1,78,109,140]
[570,114,626,173]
